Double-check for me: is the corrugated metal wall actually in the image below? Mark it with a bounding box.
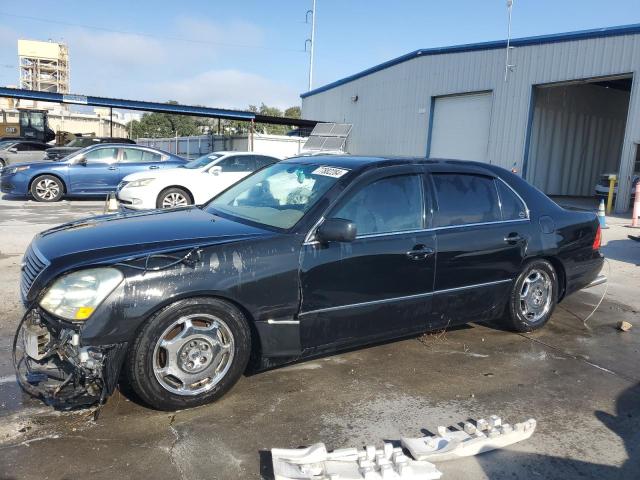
[301,33,640,212]
[528,84,629,196]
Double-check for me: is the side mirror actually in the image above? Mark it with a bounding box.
[76,156,87,166]
[316,218,357,243]
[8,147,17,153]
[209,166,222,176]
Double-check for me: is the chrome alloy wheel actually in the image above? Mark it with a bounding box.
[35,178,60,200]
[152,314,235,396]
[161,192,188,208]
[519,269,552,322]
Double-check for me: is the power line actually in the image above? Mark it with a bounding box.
[0,11,306,54]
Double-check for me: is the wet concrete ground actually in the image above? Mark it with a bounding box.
[0,195,638,480]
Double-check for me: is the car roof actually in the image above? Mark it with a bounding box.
[281,155,507,175]
[211,151,276,156]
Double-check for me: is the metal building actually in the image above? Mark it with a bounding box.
[301,24,640,212]
[18,39,70,94]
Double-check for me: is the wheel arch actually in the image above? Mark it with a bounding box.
[28,172,68,195]
[157,185,194,205]
[129,292,263,363]
[525,255,567,301]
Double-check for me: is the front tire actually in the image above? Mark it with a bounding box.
[30,175,64,202]
[157,187,193,209]
[125,297,251,410]
[504,259,558,332]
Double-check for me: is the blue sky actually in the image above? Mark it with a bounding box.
[1,0,639,110]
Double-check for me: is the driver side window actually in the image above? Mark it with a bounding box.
[83,147,118,163]
[332,174,424,236]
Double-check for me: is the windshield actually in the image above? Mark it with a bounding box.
[65,137,98,148]
[183,153,223,169]
[0,141,16,150]
[207,163,349,229]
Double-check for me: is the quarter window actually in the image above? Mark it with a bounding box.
[497,180,527,220]
[432,173,501,227]
[332,174,423,236]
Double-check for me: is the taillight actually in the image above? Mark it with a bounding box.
[593,225,602,251]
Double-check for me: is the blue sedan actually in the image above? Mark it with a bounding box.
[0,144,186,202]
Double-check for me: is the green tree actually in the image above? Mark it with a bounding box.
[128,102,303,138]
[127,101,203,139]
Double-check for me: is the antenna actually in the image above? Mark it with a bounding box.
[504,0,515,82]
[305,0,317,91]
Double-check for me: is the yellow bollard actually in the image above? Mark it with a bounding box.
[606,174,617,215]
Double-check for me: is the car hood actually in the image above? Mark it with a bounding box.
[0,160,65,172]
[123,166,198,182]
[33,207,273,268]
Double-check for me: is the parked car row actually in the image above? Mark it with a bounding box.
[1,144,282,206]
[1,144,185,202]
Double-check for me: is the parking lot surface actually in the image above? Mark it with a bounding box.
[0,195,638,480]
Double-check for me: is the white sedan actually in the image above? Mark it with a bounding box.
[116,151,280,209]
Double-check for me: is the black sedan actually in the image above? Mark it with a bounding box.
[13,156,605,410]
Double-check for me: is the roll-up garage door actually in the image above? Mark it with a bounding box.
[429,92,493,162]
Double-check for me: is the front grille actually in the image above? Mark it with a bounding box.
[20,243,49,303]
[1,180,14,192]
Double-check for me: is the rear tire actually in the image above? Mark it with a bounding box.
[504,259,558,332]
[0,158,6,168]
[30,175,64,202]
[157,187,193,209]
[125,297,251,410]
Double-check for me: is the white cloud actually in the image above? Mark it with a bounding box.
[66,28,168,68]
[148,69,299,109]
[1,17,301,109]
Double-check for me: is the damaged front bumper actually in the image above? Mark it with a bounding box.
[13,309,127,410]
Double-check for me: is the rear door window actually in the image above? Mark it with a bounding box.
[496,180,528,220]
[432,173,501,227]
[141,150,163,163]
[255,155,278,169]
[332,174,424,236]
[120,148,145,163]
[217,156,256,173]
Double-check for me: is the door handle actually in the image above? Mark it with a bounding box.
[107,166,117,170]
[149,165,160,169]
[406,245,434,261]
[504,233,525,244]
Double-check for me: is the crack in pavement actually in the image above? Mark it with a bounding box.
[518,333,636,383]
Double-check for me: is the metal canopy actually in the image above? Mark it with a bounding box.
[0,87,319,128]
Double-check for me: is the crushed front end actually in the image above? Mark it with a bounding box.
[13,308,127,410]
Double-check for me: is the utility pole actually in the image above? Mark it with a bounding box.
[504,0,515,82]
[306,0,317,91]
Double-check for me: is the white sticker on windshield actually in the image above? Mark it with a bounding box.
[312,166,350,178]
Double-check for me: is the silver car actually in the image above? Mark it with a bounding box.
[0,140,50,168]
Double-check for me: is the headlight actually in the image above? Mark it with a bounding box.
[39,268,123,321]
[7,165,30,175]
[125,178,155,188]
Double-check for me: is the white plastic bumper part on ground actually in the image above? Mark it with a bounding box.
[272,442,442,480]
[401,415,536,462]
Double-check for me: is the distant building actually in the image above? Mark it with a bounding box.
[18,39,70,94]
[301,24,640,212]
